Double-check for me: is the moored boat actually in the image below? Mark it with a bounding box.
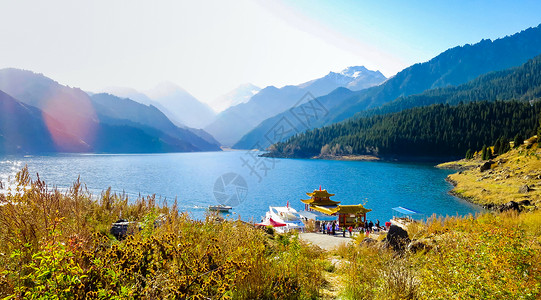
[208,204,232,212]
[260,204,305,233]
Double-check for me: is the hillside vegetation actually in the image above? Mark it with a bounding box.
[265,53,541,160]
[266,101,540,159]
[0,168,325,299]
[439,137,541,207]
[364,54,541,117]
[0,168,540,299]
[337,211,541,299]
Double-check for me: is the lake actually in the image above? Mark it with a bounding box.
[0,151,482,223]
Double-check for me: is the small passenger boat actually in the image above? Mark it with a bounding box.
[208,204,232,212]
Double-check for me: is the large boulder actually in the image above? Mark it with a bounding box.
[500,201,520,212]
[384,225,410,252]
[480,161,494,172]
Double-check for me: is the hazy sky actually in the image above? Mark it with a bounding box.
[1,0,540,104]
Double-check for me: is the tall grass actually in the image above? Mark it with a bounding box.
[340,211,541,299]
[0,167,325,299]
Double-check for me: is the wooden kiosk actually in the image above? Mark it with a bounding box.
[301,188,371,227]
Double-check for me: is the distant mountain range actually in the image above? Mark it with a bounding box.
[208,83,261,113]
[3,23,541,156]
[145,82,216,129]
[0,69,220,154]
[90,93,221,151]
[205,66,386,146]
[364,54,541,117]
[265,54,541,159]
[234,24,541,150]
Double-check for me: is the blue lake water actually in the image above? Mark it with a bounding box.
[0,151,482,223]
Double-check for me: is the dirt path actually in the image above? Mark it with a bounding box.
[299,233,356,299]
[299,232,356,251]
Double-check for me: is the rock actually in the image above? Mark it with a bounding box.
[483,203,495,210]
[329,258,347,269]
[480,161,493,172]
[519,185,532,193]
[110,219,132,240]
[361,237,377,245]
[384,225,410,252]
[408,239,433,253]
[500,201,520,212]
[518,199,531,206]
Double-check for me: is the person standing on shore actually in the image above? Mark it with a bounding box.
[348,225,353,237]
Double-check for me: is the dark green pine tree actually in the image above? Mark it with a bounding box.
[501,138,511,153]
[513,134,524,148]
[494,138,502,155]
[481,145,488,160]
[538,114,541,138]
[465,149,472,159]
[486,147,493,160]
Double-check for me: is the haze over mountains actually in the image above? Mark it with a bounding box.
[1,24,541,156]
[205,66,386,146]
[145,82,216,129]
[208,83,261,113]
[0,69,220,154]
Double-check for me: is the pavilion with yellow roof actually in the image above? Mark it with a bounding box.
[301,187,371,227]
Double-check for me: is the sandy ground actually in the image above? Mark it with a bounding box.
[299,232,356,251]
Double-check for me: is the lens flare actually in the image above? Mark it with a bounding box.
[41,88,97,152]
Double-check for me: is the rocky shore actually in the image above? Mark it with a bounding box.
[437,140,540,211]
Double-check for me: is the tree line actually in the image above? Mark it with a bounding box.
[267,101,540,160]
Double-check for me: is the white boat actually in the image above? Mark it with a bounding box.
[208,204,232,212]
[262,205,305,233]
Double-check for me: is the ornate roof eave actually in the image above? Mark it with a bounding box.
[306,190,335,198]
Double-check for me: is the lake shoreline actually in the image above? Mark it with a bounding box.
[435,143,540,210]
[263,152,461,164]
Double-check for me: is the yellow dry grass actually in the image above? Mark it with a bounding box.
[446,142,541,206]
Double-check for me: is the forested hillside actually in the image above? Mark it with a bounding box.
[363,54,541,117]
[267,101,540,159]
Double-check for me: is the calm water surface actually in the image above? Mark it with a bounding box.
[0,151,482,222]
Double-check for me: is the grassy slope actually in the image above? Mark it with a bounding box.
[438,138,541,207]
[0,167,326,299]
[1,165,540,299]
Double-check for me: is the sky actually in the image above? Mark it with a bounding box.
[1,0,541,106]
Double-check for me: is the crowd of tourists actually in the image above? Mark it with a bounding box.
[318,219,386,237]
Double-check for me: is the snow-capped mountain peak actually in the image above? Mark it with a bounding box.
[340,66,370,78]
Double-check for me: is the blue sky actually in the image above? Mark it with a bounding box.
[0,0,540,105]
[286,0,541,65]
